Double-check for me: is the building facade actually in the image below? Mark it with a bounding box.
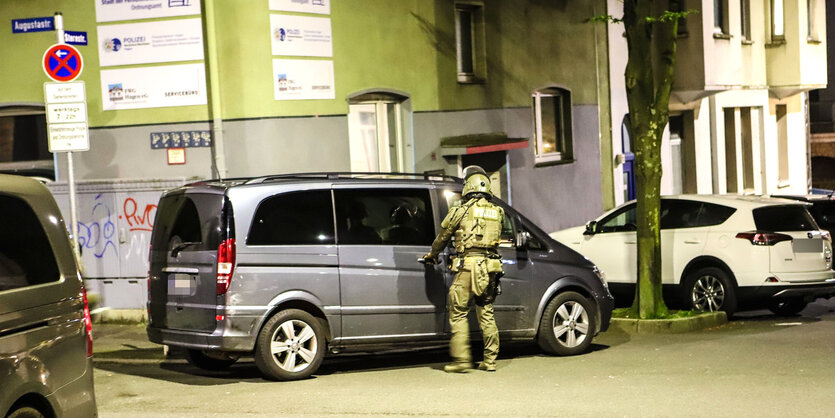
[0,0,613,308]
[608,0,827,203]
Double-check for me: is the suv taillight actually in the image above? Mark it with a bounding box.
[82,287,93,357]
[735,231,793,246]
[217,238,236,295]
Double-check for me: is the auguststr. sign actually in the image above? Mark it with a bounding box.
[100,63,208,110]
[12,17,54,33]
[97,18,204,66]
[95,0,202,22]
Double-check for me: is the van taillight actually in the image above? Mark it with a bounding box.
[82,287,93,357]
[217,238,236,295]
[735,231,793,246]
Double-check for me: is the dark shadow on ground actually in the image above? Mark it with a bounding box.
[94,341,612,384]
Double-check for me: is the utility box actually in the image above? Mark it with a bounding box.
[48,178,186,308]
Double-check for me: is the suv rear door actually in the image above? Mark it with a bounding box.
[149,190,227,332]
[754,204,832,280]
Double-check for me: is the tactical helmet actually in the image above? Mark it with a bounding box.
[461,165,492,197]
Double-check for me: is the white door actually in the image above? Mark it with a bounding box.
[348,101,404,172]
[581,203,637,284]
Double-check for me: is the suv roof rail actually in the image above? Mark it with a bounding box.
[244,172,463,184]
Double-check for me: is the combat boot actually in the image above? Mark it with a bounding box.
[477,362,496,372]
[443,362,473,373]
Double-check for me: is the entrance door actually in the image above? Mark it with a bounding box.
[348,100,408,172]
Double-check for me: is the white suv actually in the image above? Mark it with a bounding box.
[550,195,835,316]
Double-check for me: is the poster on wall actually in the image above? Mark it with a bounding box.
[98,18,204,67]
[270,14,332,57]
[272,59,334,100]
[100,63,207,110]
[95,0,202,23]
[269,0,330,15]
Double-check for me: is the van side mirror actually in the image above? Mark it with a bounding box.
[583,221,597,236]
[517,231,531,248]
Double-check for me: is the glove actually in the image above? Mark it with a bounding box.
[421,254,438,264]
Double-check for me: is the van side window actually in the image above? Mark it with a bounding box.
[0,195,60,292]
[248,190,335,245]
[334,189,434,245]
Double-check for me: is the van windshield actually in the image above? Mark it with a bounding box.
[151,193,226,253]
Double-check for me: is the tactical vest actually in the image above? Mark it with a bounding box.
[453,197,503,254]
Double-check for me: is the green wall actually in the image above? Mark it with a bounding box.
[1,0,604,123]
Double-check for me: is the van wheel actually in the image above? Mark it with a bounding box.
[7,406,45,418]
[537,291,596,356]
[255,309,325,381]
[683,267,737,317]
[768,298,808,316]
[185,349,239,371]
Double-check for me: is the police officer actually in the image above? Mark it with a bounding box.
[422,166,505,373]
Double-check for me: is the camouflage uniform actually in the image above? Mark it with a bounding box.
[424,167,505,372]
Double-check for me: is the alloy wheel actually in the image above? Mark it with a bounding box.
[269,319,318,373]
[552,301,590,348]
[691,275,725,312]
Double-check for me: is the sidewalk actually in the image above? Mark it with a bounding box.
[92,323,173,364]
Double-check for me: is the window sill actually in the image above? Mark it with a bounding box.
[808,37,822,45]
[741,39,754,45]
[457,73,486,84]
[534,154,574,167]
[713,32,732,40]
[766,39,786,48]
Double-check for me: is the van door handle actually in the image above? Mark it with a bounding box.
[684,240,701,244]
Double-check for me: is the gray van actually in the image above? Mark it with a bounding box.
[0,175,97,418]
[147,173,613,381]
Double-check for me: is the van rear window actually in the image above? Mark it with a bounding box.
[151,193,225,253]
[753,205,818,232]
[0,194,60,292]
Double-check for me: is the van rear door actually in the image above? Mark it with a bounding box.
[754,205,832,281]
[148,190,228,332]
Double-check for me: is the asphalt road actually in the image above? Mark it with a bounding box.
[93,300,835,417]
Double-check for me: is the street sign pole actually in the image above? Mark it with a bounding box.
[54,12,81,262]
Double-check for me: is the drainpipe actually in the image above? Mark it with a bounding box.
[202,0,227,179]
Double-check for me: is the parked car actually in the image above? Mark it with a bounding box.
[550,195,835,317]
[0,175,97,418]
[772,194,835,238]
[146,173,613,381]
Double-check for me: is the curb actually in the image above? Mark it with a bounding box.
[608,312,727,334]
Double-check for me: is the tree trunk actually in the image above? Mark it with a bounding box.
[622,0,680,318]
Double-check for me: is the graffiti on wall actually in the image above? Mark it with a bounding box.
[122,197,157,232]
[77,194,117,259]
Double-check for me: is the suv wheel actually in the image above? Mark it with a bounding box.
[537,291,596,356]
[768,298,808,316]
[683,267,737,317]
[255,309,325,381]
[185,349,239,371]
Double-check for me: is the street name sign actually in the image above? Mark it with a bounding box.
[12,17,54,33]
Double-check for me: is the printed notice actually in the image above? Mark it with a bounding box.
[272,59,334,100]
[269,0,330,15]
[98,19,204,66]
[48,123,89,152]
[95,0,202,23]
[270,14,332,57]
[100,63,208,110]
